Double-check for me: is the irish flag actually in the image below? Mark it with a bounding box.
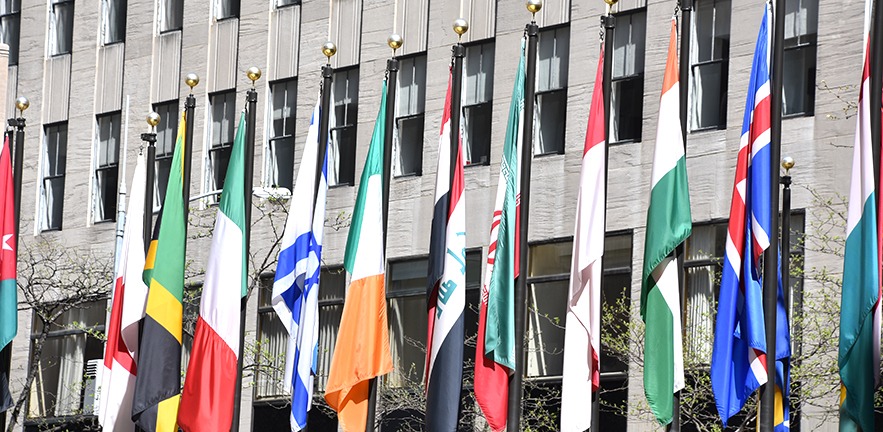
[640,20,691,426]
[325,80,393,432]
[560,50,605,432]
[839,5,879,428]
[178,113,247,431]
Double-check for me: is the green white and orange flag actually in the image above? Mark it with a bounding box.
[325,80,393,432]
[640,19,691,426]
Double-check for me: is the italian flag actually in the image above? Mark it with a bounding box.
[325,80,393,432]
[640,20,691,426]
[178,113,248,431]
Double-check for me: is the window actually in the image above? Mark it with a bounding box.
[208,91,236,193]
[610,9,646,143]
[153,100,179,208]
[276,0,300,7]
[268,80,296,190]
[101,0,126,45]
[216,0,239,20]
[535,27,569,155]
[462,41,494,165]
[394,55,427,177]
[690,0,730,130]
[41,123,67,231]
[782,0,818,116]
[94,113,121,223]
[27,302,105,420]
[523,234,632,429]
[0,0,20,65]
[386,258,429,388]
[158,0,183,33]
[48,0,74,56]
[330,67,359,186]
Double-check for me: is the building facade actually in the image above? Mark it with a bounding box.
[0,0,861,430]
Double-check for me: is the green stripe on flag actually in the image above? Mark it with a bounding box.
[220,113,248,297]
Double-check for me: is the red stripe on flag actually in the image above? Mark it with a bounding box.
[177,317,238,432]
[104,277,136,374]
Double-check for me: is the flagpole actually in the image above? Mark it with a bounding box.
[761,0,785,429]
[317,44,335,201]
[183,74,199,217]
[780,157,793,317]
[369,33,402,432]
[142,113,159,253]
[9,96,25,249]
[451,23,465,189]
[871,0,883,281]
[671,2,692,430]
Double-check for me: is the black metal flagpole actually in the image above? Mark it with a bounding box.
[507,2,539,430]
[451,26,465,189]
[780,158,793,317]
[368,33,401,432]
[182,74,198,217]
[761,0,785,429]
[141,114,158,252]
[317,45,335,202]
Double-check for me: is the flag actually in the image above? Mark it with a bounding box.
[324,80,393,432]
[839,3,879,427]
[710,5,772,425]
[425,73,466,431]
[0,135,16,413]
[99,153,148,430]
[640,21,691,426]
[474,38,525,432]
[773,260,791,432]
[560,50,605,432]
[132,112,187,432]
[178,112,247,431]
[271,97,328,430]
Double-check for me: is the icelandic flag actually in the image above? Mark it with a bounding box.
[272,98,328,431]
[710,4,773,426]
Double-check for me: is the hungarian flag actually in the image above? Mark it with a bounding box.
[325,80,393,432]
[560,50,605,432]
[178,112,247,431]
[99,153,148,430]
[640,20,691,426]
[0,135,15,413]
[839,1,879,428]
[272,97,328,431]
[475,38,524,432]
[425,73,466,430]
[711,5,772,425]
[132,112,187,432]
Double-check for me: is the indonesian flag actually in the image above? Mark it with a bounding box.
[178,113,248,431]
[560,49,606,432]
[99,153,148,431]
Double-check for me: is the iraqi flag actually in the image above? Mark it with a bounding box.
[560,49,605,432]
[99,153,148,431]
[325,79,393,432]
[711,5,772,425]
[177,112,248,431]
[424,72,466,430]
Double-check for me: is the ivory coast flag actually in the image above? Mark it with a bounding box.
[324,80,393,432]
[178,113,247,431]
[640,20,691,426]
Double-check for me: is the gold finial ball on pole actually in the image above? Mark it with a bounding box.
[603,0,619,6]
[185,73,200,90]
[782,156,795,173]
[146,112,161,128]
[453,18,469,37]
[14,96,29,115]
[246,66,262,85]
[526,0,543,14]
[322,41,337,59]
[388,33,403,53]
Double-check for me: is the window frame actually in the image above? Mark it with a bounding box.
[215,0,240,21]
[462,39,495,166]
[93,112,121,223]
[0,0,20,65]
[152,100,179,209]
[330,66,359,187]
[394,53,427,178]
[48,0,74,57]
[266,79,297,190]
[208,90,237,194]
[274,0,300,8]
[100,0,126,45]
[609,8,647,145]
[534,25,570,156]
[158,0,183,34]
[41,123,67,232]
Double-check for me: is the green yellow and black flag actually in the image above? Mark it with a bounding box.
[132,111,187,432]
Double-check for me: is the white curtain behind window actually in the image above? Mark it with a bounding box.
[55,334,85,416]
[685,229,716,364]
[325,90,340,186]
[316,305,342,392]
[255,316,288,398]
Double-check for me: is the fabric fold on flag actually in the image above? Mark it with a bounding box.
[324,80,393,432]
[132,112,188,432]
[839,10,879,429]
[178,112,247,432]
[711,5,772,426]
[272,96,328,431]
[99,153,148,431]
[425,72,466,431]
[640,20,691,427]
[0,135,16,413]
[560,49,605,432]
[474,38,525,432]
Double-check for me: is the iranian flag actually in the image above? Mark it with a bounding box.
[178,113,248,431]
[640,20,691,426]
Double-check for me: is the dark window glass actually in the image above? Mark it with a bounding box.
[0,0,20,65]
[160,0,183,32]
[42,123,67,231]
[782,0,818,117]
[269,80,296,190]
[209,91,237,192]
[331,67,359,186]
[102,0,126,44]
[216,0,239,20]
[153,101,179,208]
[610,9,646,143]
[691,0,730,130]
[49,0,74,56]
[463,41,494,165]
[395,55,427,177]
[535,26,569,155]
[95,113,121,222]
